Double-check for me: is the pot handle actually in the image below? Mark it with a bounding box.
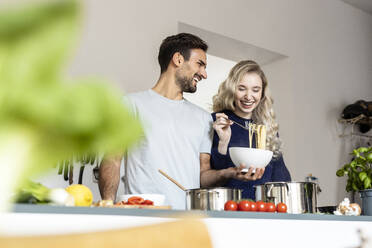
[266,184,274,198]
[316,184,322,194]
[285,183,291,197]
[196,191,201,198]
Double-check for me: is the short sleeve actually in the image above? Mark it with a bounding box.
[122,95,137,117]
[199,113,213,154]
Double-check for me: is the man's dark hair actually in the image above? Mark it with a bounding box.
[158,33,208,73]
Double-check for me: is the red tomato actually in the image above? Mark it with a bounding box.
[266,202,276,212]
[224,200,238,211]
[249,201,257,212]
[127,196,145,205]
[257,201,267,212]
[276,202,288,213]
[142,199,154,205]
[238,200,251,211]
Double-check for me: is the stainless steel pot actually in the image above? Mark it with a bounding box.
[254,182,318,214]
[186,187,241,211]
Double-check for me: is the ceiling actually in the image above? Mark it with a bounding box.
[178,22,287,66]
[341,0,372,15]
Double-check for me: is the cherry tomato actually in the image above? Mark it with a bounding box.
[266,202,276,212]
[257,201,267,212]
[142,199,154,205]
[127,196,145,205]
[224,200,238,211]
[276,202,288,213]
[238,200,251,211]
[249,201,257,212]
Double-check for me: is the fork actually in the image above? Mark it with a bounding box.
[230,119,250,130]
[217,116,250,130]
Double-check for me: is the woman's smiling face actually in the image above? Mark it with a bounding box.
[233,72,263,119]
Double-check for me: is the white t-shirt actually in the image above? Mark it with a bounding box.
[122,89,213,209]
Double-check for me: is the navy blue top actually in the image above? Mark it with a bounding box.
[211,110,291,200]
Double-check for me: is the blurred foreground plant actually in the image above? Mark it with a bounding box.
[0,0,142,212]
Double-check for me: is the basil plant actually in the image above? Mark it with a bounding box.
[336,147,372,192]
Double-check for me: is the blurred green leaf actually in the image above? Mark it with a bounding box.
[0,0,143,194]
[350,160,357,168]
[359,172,367,182]
[336,169,345,177]
[367,152,372,163]
[364,177,371,189]
[358,156,367,162]
[0,0,79,87]
[357,147,369,154]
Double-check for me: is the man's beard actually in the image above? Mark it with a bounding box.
[175,70,196,93]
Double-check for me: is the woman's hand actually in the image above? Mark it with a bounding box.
[221,165,265,181]
[213,113,233,155]
[234,165,265,181]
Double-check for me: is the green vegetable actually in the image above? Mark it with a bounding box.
[14,180,50,204]
[336,146,372,192]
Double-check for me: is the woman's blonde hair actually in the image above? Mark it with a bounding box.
[212,60,282,158]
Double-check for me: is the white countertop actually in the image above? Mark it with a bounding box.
[2,204,372,248]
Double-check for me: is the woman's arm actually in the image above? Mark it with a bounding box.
[213,113,233,155]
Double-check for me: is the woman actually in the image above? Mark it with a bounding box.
[211,60,291,199]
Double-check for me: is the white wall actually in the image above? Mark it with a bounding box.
[37,0,372,206]
[183,54,236,112]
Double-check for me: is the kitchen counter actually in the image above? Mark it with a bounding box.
[11,203,372,222]
[3,204,372,247]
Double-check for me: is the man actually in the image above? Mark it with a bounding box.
[99,33,261,209]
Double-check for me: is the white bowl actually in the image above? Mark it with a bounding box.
[117,194,165,206]
[229,147,273,170]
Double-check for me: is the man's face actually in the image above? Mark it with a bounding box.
[175,48,207,93]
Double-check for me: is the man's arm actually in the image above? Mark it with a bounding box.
[98,154,122,201]
[200,153,266,187]
[200,153,238,187]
